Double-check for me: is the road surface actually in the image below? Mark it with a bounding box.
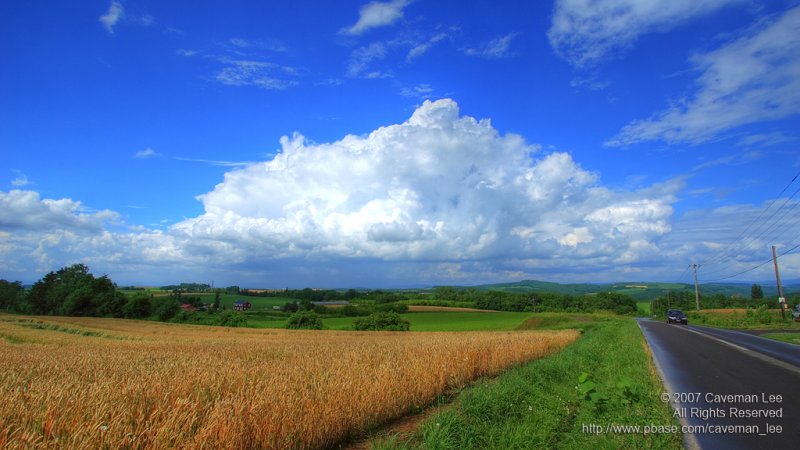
[638,319,800,450]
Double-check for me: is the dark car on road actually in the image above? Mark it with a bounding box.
[666,309,688,325]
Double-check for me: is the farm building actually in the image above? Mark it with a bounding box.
[233,300,252,311]
[179,304,196,312]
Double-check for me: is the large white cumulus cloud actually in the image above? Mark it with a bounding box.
[1,99,684,285]
[172,99,677,266]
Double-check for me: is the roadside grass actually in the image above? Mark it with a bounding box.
[688,307,800,330]
[370,318,682,449]
[760,333,800,345]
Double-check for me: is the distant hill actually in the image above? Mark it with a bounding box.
[468,279,800,301]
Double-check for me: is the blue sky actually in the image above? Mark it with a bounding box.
[1,0,799,288]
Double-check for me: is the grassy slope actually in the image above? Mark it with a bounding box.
[373,318,682,449]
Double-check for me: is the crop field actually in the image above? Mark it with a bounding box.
[0,314,578,449]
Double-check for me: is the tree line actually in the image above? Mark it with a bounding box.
[0,264,186,321]
[650,289,799,317]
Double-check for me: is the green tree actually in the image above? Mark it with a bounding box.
[213,289,222,310]
[0,280,25,312]
[285,310,323,330]
[123,293,153,319]
[353,312,410,331]
[433,286,458,301]
[27,264,124,317]
[154,298,181,321]
[751,284,764,299]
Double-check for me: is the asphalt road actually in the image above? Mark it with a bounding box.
[638,319,800,450]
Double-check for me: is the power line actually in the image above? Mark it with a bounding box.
[676,264,692,285]
[703,242,800,282]
[698,171,799,269]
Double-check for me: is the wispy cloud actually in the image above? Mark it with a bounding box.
[399,84,433,99]
[176,49,200,57]
[99,1,124,35]
[215,59,298,90]
[133,148,250,166]
[406,32,448,61]
[173,157,253,167]
[570,75,609,91]
[692,151,763,171]
[134,148,161,159]
[606,6,800,147]
[228,37,288,53]
[464,33,518,59]
[548,0,744,68]
[341,0,410,36]
[737,132,794,148]
[11,172,29,187]
[347,42,388,76]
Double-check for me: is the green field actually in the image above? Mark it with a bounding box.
[249,311,536,331]
[636,300,652,316]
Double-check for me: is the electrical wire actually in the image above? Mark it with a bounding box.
[698,171,799,270]
[703,242,800,282]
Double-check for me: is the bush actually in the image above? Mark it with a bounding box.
[154,298,180,321]
[217,311,248,327]
[286,311,323,330]
[282,301,299,313]
[374,303,408,314]
[353,312,410,331]
[340,304,369,316]
[123,293,152,319]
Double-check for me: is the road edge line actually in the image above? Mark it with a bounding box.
[636,319,701,450]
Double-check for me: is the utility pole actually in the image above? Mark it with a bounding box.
[692,264,700,311]
[772,245,786,320]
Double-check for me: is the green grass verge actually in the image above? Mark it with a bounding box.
[760,332,800,345]
[371,318,682,449]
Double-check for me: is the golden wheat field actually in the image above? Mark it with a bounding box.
[0,314,578,449]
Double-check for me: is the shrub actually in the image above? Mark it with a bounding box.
[286,311,323,330]
[122,293,152,319]
[340,305,369,316]
[353,312,410,331]
[154,298,180,321]
[374,303,408,314]
[217,311,248,327]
